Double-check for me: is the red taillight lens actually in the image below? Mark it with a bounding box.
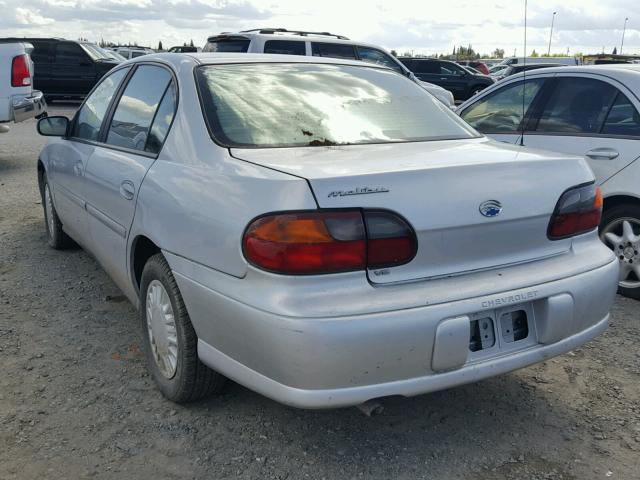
[11,54,31,87]
[364,210,417,268]
[243,210,417,274]
[548,184,603,239]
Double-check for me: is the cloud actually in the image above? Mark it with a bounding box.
[14,7,54,25]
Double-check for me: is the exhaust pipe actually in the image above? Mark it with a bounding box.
[355,400,384,417]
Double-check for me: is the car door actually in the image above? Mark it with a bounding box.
[47,67,131,245]
[51,42,96,96]
[458,76,548,144]
[83,64,176,292]
[521,75,640,185]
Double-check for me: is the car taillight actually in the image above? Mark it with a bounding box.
[11,54,31,87]
[243,210,417,274]
[548,184,603,240]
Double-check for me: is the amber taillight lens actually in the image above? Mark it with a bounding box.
[548,184,603,239]
[243,210,417,275]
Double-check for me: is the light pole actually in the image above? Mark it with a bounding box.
[621,17,629,54]
[547,11,557,56]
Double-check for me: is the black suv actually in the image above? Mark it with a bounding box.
[1,38,121,100]
[399,58,494,101]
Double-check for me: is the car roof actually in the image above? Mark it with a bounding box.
[206,30,394,51]
[131,52,393,70]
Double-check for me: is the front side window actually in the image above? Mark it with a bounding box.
[55,42,89,65]
[202,38,250,53]
[601,93,640,137]
[196,63,478,148]
[264,40,305,55]
[106,65,173,152]
[535,78,617,134]
[356,47,403,74]
[461,79,545,133]
[409,61,440,74]
[311,42,357,59]
[72,67,130,141]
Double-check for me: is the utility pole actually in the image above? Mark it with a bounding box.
[547,11,557,56]
[621,17,629,54]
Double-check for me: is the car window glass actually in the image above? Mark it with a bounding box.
[106,65,172,152]
[202,39,250,53]
[601,93,640,137]
[145,82,177,154]
[55,42,88,65]
[30,44,51,63]
[131,52,147,58]
[461,79,544,133]
[196,63,478,148]
[311,42,356,59]
[441,62,465,76]
[536,78,617,134]
[264,40,305,55]
[356,47,403,73]
[409,61,440,74]
[72,67,130,141]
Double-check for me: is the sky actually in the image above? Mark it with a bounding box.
[0,0,638,56]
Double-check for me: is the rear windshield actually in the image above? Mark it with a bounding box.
[196,63,479,148]
[203,39,250,53]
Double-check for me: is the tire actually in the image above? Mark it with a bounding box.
[42,173,74,249]
[599,204,640,300]
[139,253,226,403]
[469,85,486,98]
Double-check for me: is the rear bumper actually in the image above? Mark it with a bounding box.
[11,90,46,123]
[171,247,618,409]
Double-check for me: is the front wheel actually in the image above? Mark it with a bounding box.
[139,253,226,402]
[599,204,640,300]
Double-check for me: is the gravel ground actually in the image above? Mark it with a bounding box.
[1,105,639,480]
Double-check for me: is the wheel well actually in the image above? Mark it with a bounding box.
[131,236,161,291]
[603,195,640,213]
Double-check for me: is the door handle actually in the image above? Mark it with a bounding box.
[73,161,83,176]
[585,148,619,160]
[120,180,135,200]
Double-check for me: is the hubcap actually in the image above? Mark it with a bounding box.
[145,280,178,379]
[44,183,55,238]
[601,218,640,289]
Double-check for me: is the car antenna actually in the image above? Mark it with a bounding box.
[520,0,528,147]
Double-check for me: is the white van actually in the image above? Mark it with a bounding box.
[497,56,579,67]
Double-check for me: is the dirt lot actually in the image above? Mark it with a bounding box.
[1,105,639,480]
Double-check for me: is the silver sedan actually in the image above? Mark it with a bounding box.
[36,53,618,408]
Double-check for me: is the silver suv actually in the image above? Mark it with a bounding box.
[203,28,455,108]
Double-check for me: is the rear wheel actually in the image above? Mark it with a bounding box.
[600,204,640,300]
[139,253,226,402]
[42,173,74,249]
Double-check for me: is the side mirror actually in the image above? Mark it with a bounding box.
[37,116,69,137]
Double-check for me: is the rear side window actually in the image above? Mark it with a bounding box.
[461,79,545,133]
[196,63,478,148]
[106,65,173,152]
[30,43,52,63]
[55,42,89,65]
[601,93,640,137]
[535,78,618,134]
[72,67,130,141]
[146,82,177,154]
[264,40,305,55]
[311,42,356,59]
[409,61,440,74]
[131,51,147,58]
[203,38,250,53]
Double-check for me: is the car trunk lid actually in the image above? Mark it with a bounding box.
[230,138,595,284]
